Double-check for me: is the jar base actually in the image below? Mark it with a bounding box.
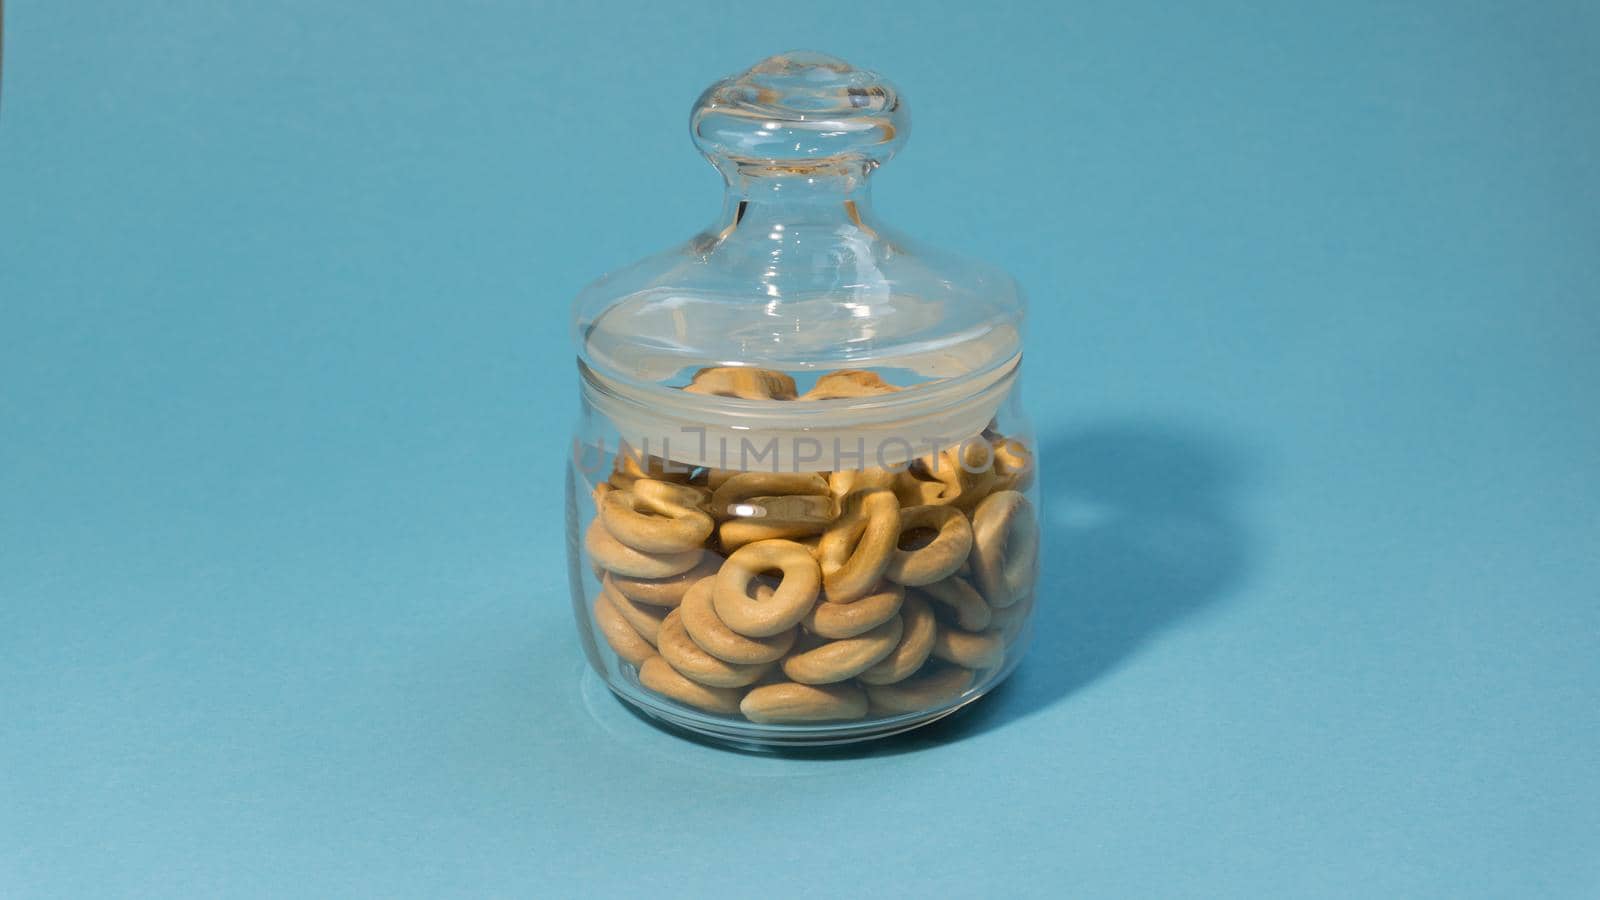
[601,649,1026,751]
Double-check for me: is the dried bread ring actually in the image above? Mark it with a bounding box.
[718,494,834,551]
[593,593,654,667]
[609,452,693,490]
[893,440,997,510]
[865,665,974,716]
[949,439,1001,512]
[740,680,868,724]
[709,472,829,520]
[682,366,798,400]
[631,475,712,512]
[858,593,938,685]
[885,505,974,586]
[713,539,821,637]
[604,556,719,608]
[918,576,992,632]
[678,576,796,665]
[703,468,740,490]
[780,615,903,684]
[989,591,1034,642]
[600,479,714,553]
[802,582,903,639]
[794,534,823,558]
[601,580,669,644]
[892,473,945,508]
[817,488,901,603]
[638,655,744,715]
[992,437,1034,492]
[585,518,704,579]
[828,467,898,506]
[971,490,1038,609]
[799,369,901,400]
[657,609,771,688]
[931,626,1005,670]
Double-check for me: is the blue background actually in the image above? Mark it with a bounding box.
[3,1,1597,896]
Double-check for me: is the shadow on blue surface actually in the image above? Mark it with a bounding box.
[923,420,1256,741]
[615,420,1257,759]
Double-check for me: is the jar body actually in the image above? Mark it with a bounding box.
[565,367,1039,747]
[563,51,1040,747]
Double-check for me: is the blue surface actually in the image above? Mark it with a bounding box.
[4,1,1598,896]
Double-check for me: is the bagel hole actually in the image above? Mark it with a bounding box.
[920,592,964,628]
[792,631,828,652]
[897,527,939,552]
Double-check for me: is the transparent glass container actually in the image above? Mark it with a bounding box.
[565,52,1038,748]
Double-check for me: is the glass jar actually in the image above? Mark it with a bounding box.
[565,51,1038,748]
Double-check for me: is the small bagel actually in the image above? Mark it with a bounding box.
[971,490,1038,609]
[780,615,903,684]
[802,582,904,639]
[682,366,798,400]
[931,626,1006,670]
[718,494,834,551]
[600,479,714,554]
[817,488,901,603]
[634,476,711,511]
[794,533,823,558]
[605,556,720,608]
[656,609,771,688]
[703,468,740,490]
[799,369,901,400]
[992,437,1034,492]
[601,581,669,644]
[989,591,1034,642]
[638,655,744,715]
[679,576,796,665]
[885,505,974,586]
[609,452,694,490]
[893,440,997,510]
[949,439,1001,512]
[858,593,938,685]
[917,576,992,632]
[740,681,868,724]
[892,473,945,508]
[865,665,974,716]
[713,539,822,637]
[827,467,898,504]
[585,518,703,579]
[709,472,829,520]
[593,593,654,667]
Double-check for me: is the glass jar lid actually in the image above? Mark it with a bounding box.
[572,52,1026,470]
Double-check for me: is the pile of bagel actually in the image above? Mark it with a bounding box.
[583,367,1039,725]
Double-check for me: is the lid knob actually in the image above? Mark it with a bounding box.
[691,51,909,177]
